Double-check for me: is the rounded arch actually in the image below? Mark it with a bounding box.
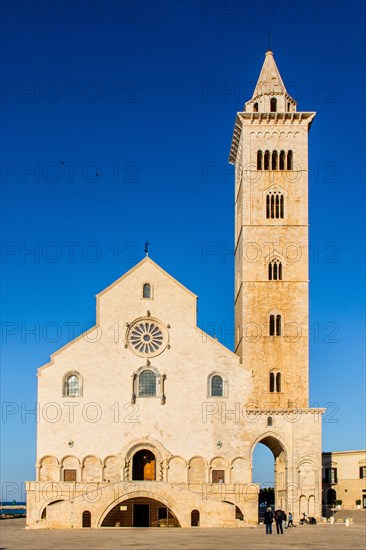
[97,491,181,528]
[142,281,153,299]
[38,455,60,482]
[61,454,80,466]
[250,433,287,461]
[39,499,64,521]
[207,371,228,398]
[62,370,83,397]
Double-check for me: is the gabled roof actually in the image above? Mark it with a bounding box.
[96,256,197,299]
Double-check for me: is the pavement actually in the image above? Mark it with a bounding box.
[0,518,365,550]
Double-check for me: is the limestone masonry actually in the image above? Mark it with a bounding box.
[26,50,326,529]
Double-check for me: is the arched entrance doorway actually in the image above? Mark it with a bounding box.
[252,435,287,521]
[132,449,156,480]
[101,497,180,527]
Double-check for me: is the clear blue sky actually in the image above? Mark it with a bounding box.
[1,1,365,499]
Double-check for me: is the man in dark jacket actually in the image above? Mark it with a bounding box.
[264,507,273,534]
[274,509,283,534]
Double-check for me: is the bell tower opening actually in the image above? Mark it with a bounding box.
[132,449,156,481]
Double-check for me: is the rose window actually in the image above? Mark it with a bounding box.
[128,320,167,357]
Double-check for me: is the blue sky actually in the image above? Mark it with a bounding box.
[1,0,365,499]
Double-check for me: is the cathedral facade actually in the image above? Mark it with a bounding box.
[26,51,323,528]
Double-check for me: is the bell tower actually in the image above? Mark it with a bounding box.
[230,50,315,409]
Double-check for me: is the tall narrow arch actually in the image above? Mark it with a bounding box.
[257,150,263,170]
[270,97,277,112]
[264,150,270,170]
[279,150,285,170]
[251,435,288,520]
[271,150,278,170]
[287,150,293,170]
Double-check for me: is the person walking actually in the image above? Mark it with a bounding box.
[274,509,283,534]
[287,512,294,528]
[263,507,273,534]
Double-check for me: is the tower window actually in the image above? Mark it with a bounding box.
[267,416,273,426]
[270,97,277,112]
[139,369,156,397]
[269,314,281,336]
[268,258,282,280]
[257,150,263,170]
[269,371,281,393]
[143,283,152,299]
[266,192,284,219]
[253,102,258,112]
[279,150,285,170]
[264,150,270,170]
[271,150,278,170]
[287,150,293,170]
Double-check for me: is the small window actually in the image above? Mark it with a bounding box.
[287,150,293,170]
[287,101,290,111]
[139,369,156,397]
[63,469,77,482]
[257,150,263,170]
[212,470,225,483]
[267,416,273,427]
[276,372,281,392]
[360,466,366,479]
[191,509,200,527]
[264,150,270,170]
[143,283,152,299]
[270,97,277,112]
[269,372,281,393]
[279,150,285,170]
[266,192,284,219]
[253,102,258,112]
[65,375,79,397]
[269,315,281,336]
[211,375,223,397]
[82,510,91,528]
[268,259,282,281]
[271,150,278,170]
[325,467,337,484]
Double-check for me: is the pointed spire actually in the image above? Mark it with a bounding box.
[253,50,287,98]
[245,51,296,113]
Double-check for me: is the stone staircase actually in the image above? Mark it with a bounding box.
[332,509,366,525]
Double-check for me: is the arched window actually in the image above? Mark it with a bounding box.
[269,315,281,336]
[257,150,263,170]
[279,150,285,170]
[276,315,282,336]
[276,372,281,392]
[270,97,277,112]
[287,150,293,170]
[142,283,151,299]
[82,510,91,528]
[64,374,79,397]
[271,150,278,170]
[208,373,227,398]
[264,150,270,170]
[191,509,200,527]
[211,375,223,397]
[253,102,258,112]
[287,101,290,112]
[269,371,282,393]
[267,416,273,427]
[266,192,284,219]
[139,370,156,397]
[268,258,282,280]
